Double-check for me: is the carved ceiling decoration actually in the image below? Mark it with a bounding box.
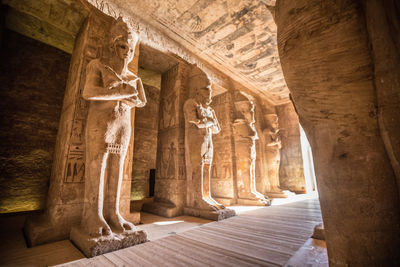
[3,0,288,104]
[108,0,288,104]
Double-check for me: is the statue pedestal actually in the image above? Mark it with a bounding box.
[183,207,236,221]
[237,197,270,206]
[142,201,181,218]
[70,227,147,258]
[266,190,295,199]
[214,197,236,206]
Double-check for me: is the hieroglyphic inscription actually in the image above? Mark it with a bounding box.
[64,18,108,183]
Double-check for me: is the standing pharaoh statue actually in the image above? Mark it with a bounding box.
[263,114,287,198]
[184,71,235,220]
[233,92,269,205]
[70,17,147,256]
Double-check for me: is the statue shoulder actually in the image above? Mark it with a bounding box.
[183,98,197,110]
[87,58,102,68]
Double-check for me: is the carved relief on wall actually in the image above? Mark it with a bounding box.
[63,17,110,184]
[159,64,179,131]
[64,101,88,183]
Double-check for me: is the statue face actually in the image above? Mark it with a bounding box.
[197,84,212,105]
[268,117,279,131]
[114,38,135,62]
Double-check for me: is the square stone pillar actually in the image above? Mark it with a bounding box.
[210,92,237,206]
[24,9,140,247]
[142,62,188,217]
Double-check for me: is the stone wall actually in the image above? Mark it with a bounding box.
[0,29,69,213]
[276,102,305,193]
[131,84,160,200]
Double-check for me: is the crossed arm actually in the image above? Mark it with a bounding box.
[82,60,146,107]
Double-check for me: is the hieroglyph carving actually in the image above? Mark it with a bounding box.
[78,17,146,237]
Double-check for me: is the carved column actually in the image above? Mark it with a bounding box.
[231,91,269,205]
[276,0,400,265]
[183,66,235,220]
[210,92,237,206]
[24,9,140,247]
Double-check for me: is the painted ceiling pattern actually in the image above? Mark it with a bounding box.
[112,0,288,104]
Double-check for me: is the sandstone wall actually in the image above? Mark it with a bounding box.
[0,29,69,213]
[131,84,160,200]
[276,102,305,193]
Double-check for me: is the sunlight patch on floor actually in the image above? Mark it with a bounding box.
[271,191,319,206]
[152,220,184,226]
[228,205,266,215]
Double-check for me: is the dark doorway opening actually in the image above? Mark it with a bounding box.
[149,169,156,197]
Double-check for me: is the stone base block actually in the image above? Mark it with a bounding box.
[266,190,295,198]
[312,223,325,240]
[130,197,154,212]
[122,211,141,225]
[142,201,181,218]
[184,207,236,221]
[70,227,148,258]
[24,214,77,247]
[214,197,236,206]
[237,198,270,206]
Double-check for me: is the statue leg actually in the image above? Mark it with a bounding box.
[81,152,112,237]
[250,160,267,200]
[201,162,225,210]
[105,152,135,233]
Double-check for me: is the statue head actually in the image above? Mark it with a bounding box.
[191,68,212,105]
[233,91,254,123]
[109,17,138,63]
[264,114,279,132]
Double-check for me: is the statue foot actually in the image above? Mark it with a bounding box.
[108,213,136,233]
[202,196,225,210]
[83,216,112,237]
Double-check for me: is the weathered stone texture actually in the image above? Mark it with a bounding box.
[25,9,141,246]
[276,0,400,265]
[91,0,287,103]
[211,92,236,203]
[362,0,400,197]
[131,84,160,200]
[143,63,188,217]
[276,102,305,193]
[0,29,70,213]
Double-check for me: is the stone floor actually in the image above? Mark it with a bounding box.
[0,195,327,266]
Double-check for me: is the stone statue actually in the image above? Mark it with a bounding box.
[71,17,147,256]
[184,73,224,211]
[233,91,269,205]
[263,114,284,196]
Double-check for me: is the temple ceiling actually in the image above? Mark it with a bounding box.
[111,0,288,104]
[2,0,288,104]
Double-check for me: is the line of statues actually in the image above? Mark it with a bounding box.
[73,16,284,254]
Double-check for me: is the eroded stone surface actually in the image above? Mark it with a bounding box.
[184,67,235,218]
[276,0,400,265]
[70,16,147,254]
[70,226,147,258]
